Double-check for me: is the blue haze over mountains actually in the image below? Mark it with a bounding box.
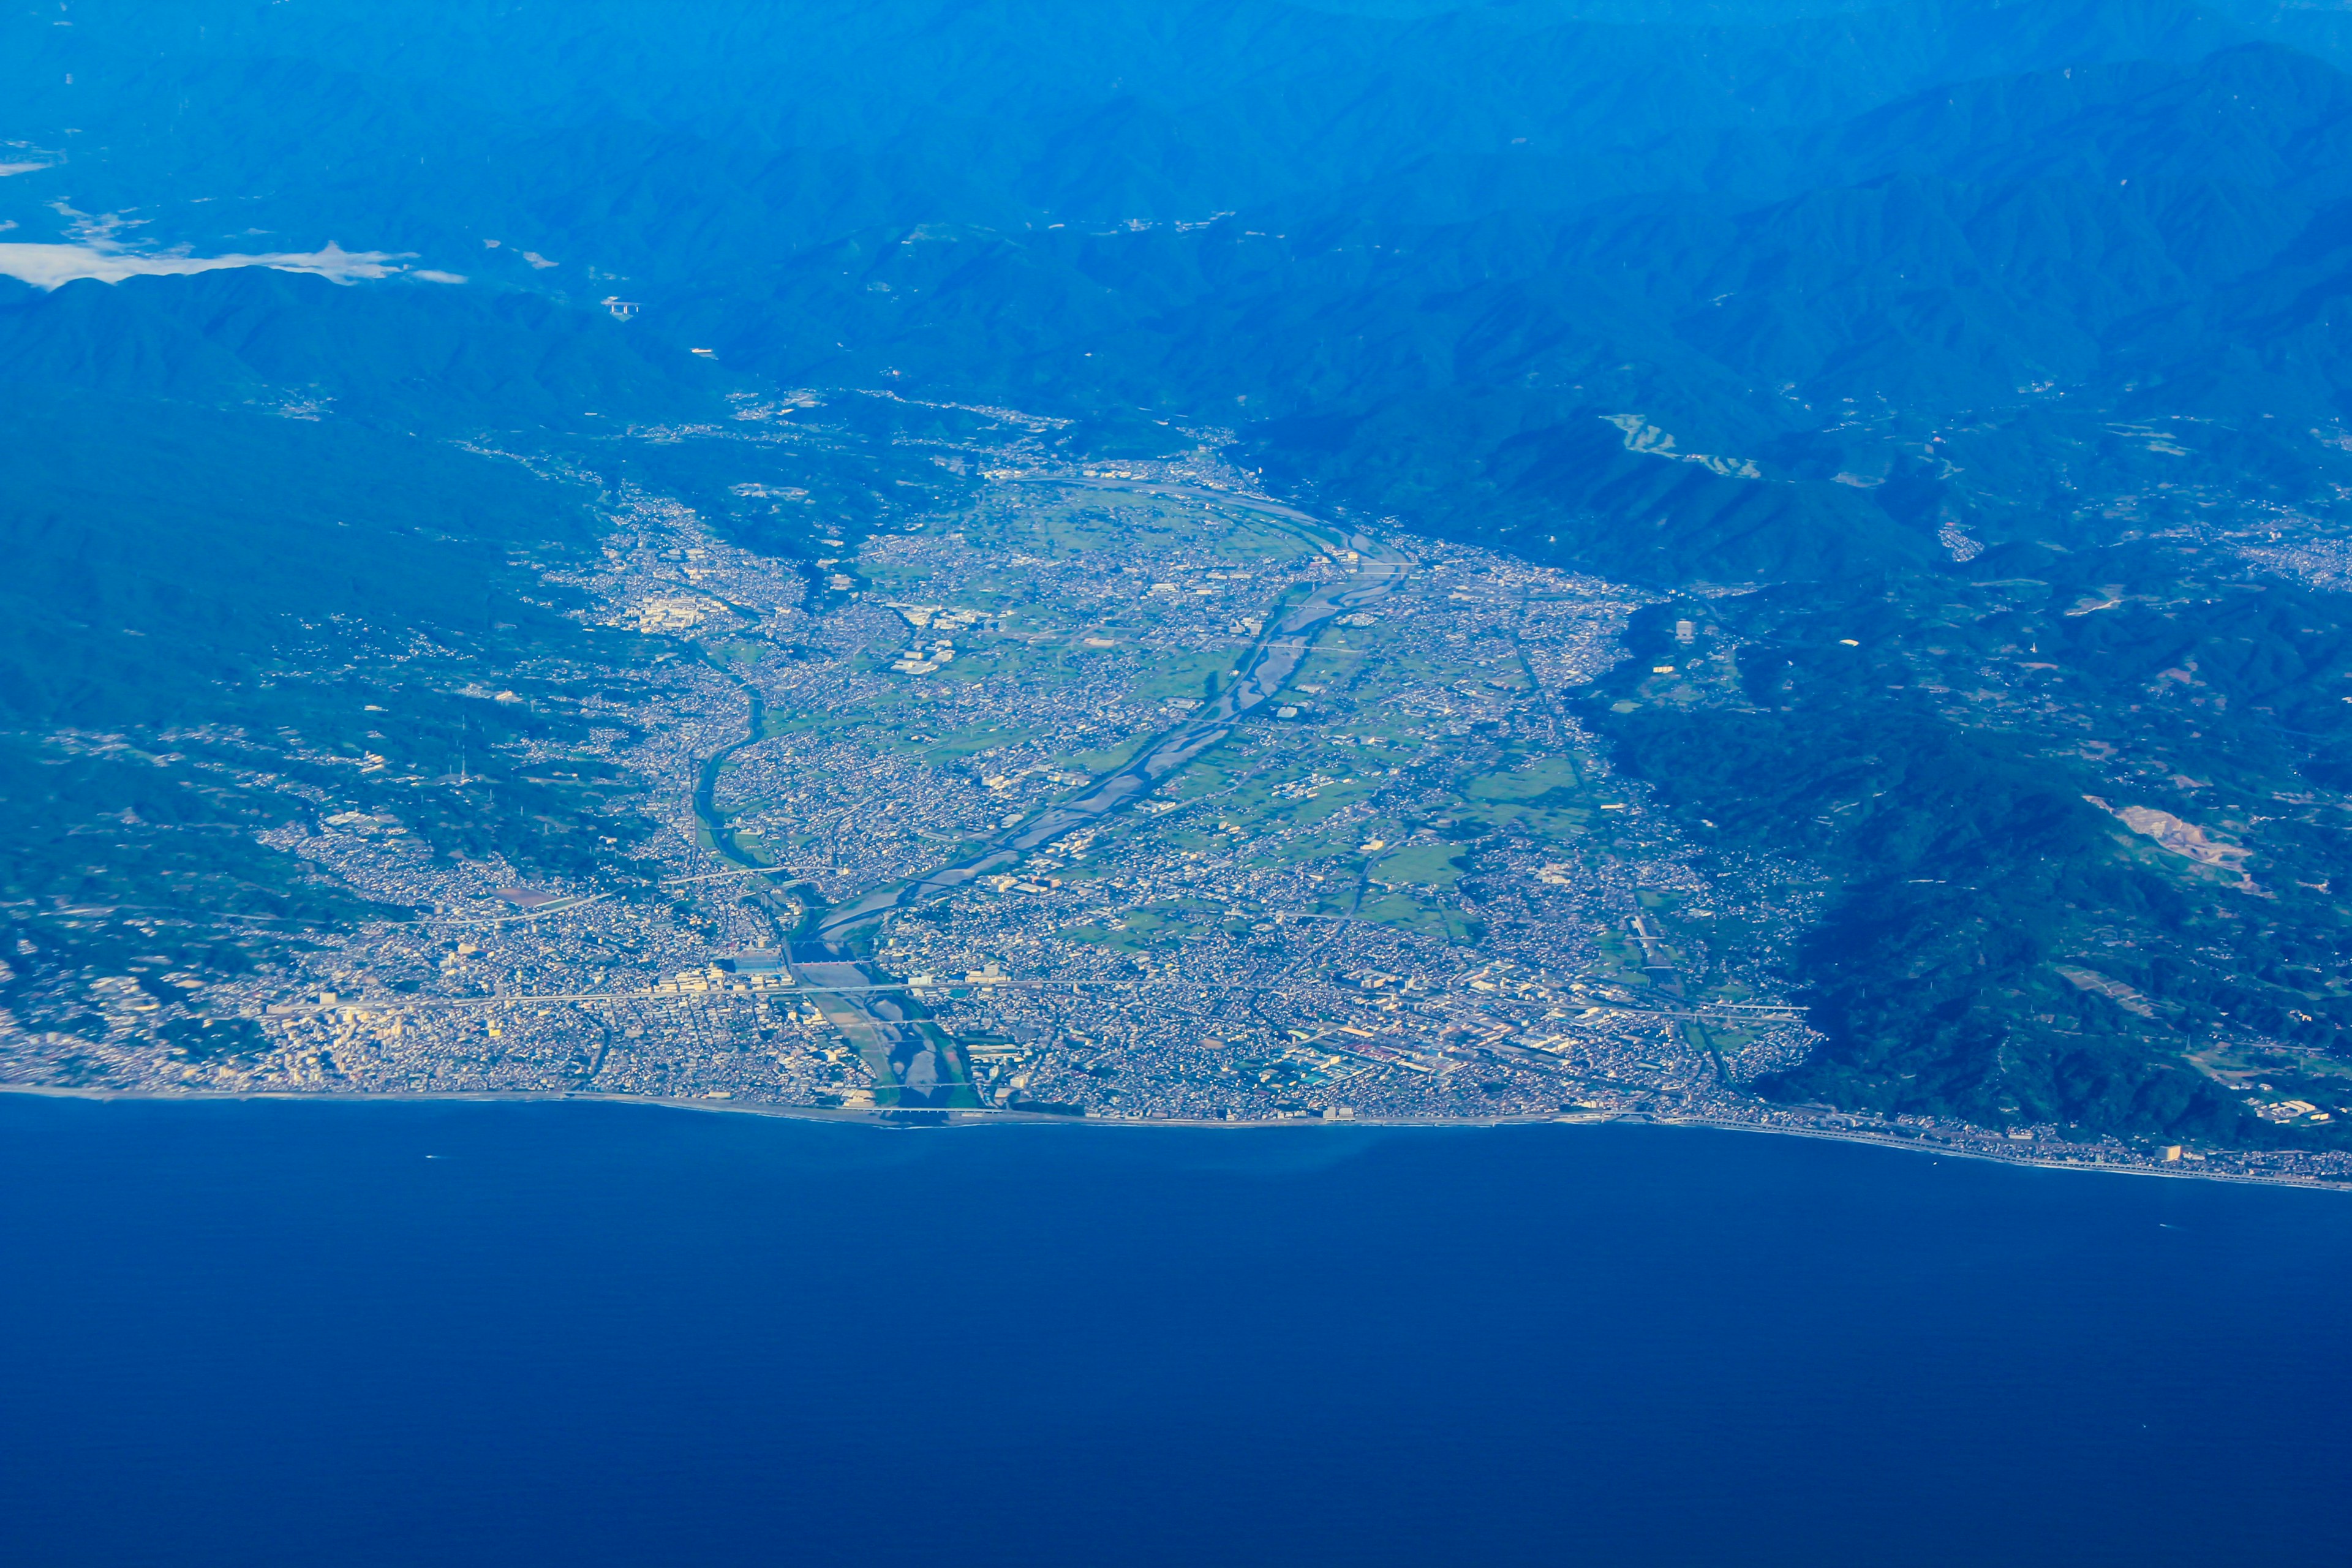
[12,1,2352,576]
[14,0,2352,1144]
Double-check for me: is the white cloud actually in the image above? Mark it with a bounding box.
[0,239,420,290]
[0,162,53,178]
[411,270,468,284]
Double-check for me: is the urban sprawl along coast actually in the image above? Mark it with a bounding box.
[10,401,2350,1188]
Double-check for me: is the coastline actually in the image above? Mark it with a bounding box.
[5,1082,2343,1193]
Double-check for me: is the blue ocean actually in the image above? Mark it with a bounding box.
[2,1095,2347,1568]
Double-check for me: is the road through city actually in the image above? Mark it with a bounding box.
[813,481,1413,940]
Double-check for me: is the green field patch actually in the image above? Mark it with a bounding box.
[1060,923,1145,951]
[1467,756,1583,802]
[1002,497,1197,555]
[724,831,782,865]
[1012,501,1248,559]
[1128,651,1237,703]
[1373,843,1466,886]
[1364,648,1445,677]
[1193,769,1381,836]
[1066,735,1149,775]
[1444,801,1538,836]
[1287,778,1379,826]
[1508,805,1594,840]
[1161,761,1237,801]
[1327,734,1412,763]
[857,563,935,592]
[758,709,836,739]
[1291,650,1369,688]
[1356,891,1479,942]
[1587,932,1649,976]
[1060,897,1226,951]
[1218,521,1316,560]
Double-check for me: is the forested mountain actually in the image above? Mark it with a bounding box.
[17,2,2352,571]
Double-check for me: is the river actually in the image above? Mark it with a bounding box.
[815,480,1412,939]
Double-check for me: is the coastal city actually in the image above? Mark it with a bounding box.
[7,406,2349,1189]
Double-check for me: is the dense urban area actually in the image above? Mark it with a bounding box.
[7,402,2350,1189]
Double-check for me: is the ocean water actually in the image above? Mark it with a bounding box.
[2,1096,2347,1568]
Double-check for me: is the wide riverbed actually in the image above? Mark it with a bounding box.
[2,1093,2346,1566]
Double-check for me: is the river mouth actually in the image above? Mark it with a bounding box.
[695,478,1412,1110]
